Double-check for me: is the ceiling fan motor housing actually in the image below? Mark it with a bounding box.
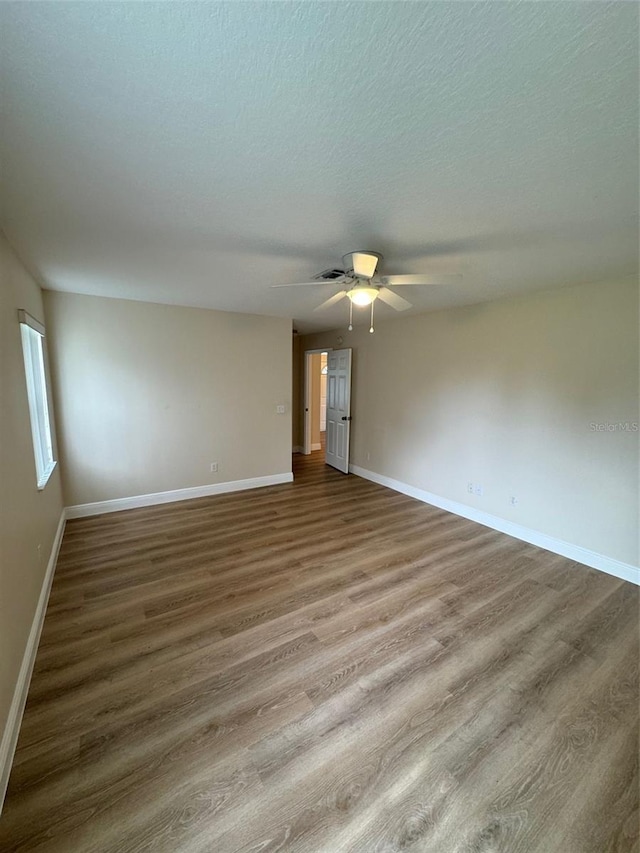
[342,251,383,280]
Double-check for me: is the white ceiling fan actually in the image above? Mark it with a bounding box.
[272,251,461,332]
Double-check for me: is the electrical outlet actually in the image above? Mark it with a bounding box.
[467,482,474,494]
[210,462,218,473]
[474,484,484,497]
[276,404,286,414]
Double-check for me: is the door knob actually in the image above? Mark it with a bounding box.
[341,416,352,421]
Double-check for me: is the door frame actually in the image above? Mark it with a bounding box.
[303,348,331,455]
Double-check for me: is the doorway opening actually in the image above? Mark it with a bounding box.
[303,350,328,456]
[301,347,353,473]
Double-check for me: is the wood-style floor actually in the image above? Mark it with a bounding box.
[1,451,638,852]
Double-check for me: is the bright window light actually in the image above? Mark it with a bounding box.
[19,310,56,490]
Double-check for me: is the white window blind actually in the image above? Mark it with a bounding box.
[18,310,56,489]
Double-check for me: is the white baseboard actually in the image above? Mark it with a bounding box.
[311,443,322,452]
[0,510,66,813]
[65,472,294,519]
[350,464,639,586]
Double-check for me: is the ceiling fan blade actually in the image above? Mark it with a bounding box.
[377,287,412,311]
[314,291,347,311]
[380,274,462,286]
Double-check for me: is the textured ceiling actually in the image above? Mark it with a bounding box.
[1,2,638,333]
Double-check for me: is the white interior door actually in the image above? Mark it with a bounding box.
[325,348,352,473]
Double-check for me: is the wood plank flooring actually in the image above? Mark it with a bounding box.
[1,452,638,852]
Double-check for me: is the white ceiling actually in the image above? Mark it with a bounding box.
[1,2,637,333]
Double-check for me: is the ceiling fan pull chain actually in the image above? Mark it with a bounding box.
[348,299,353,331]
[369,300,375,334]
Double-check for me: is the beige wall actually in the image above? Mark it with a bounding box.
[0,234,64,740]
[44,292,292,506]
[302,277,639,566]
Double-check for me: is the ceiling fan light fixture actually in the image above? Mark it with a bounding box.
[346,286,379,306]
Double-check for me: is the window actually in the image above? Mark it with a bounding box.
[18,310,56,489]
